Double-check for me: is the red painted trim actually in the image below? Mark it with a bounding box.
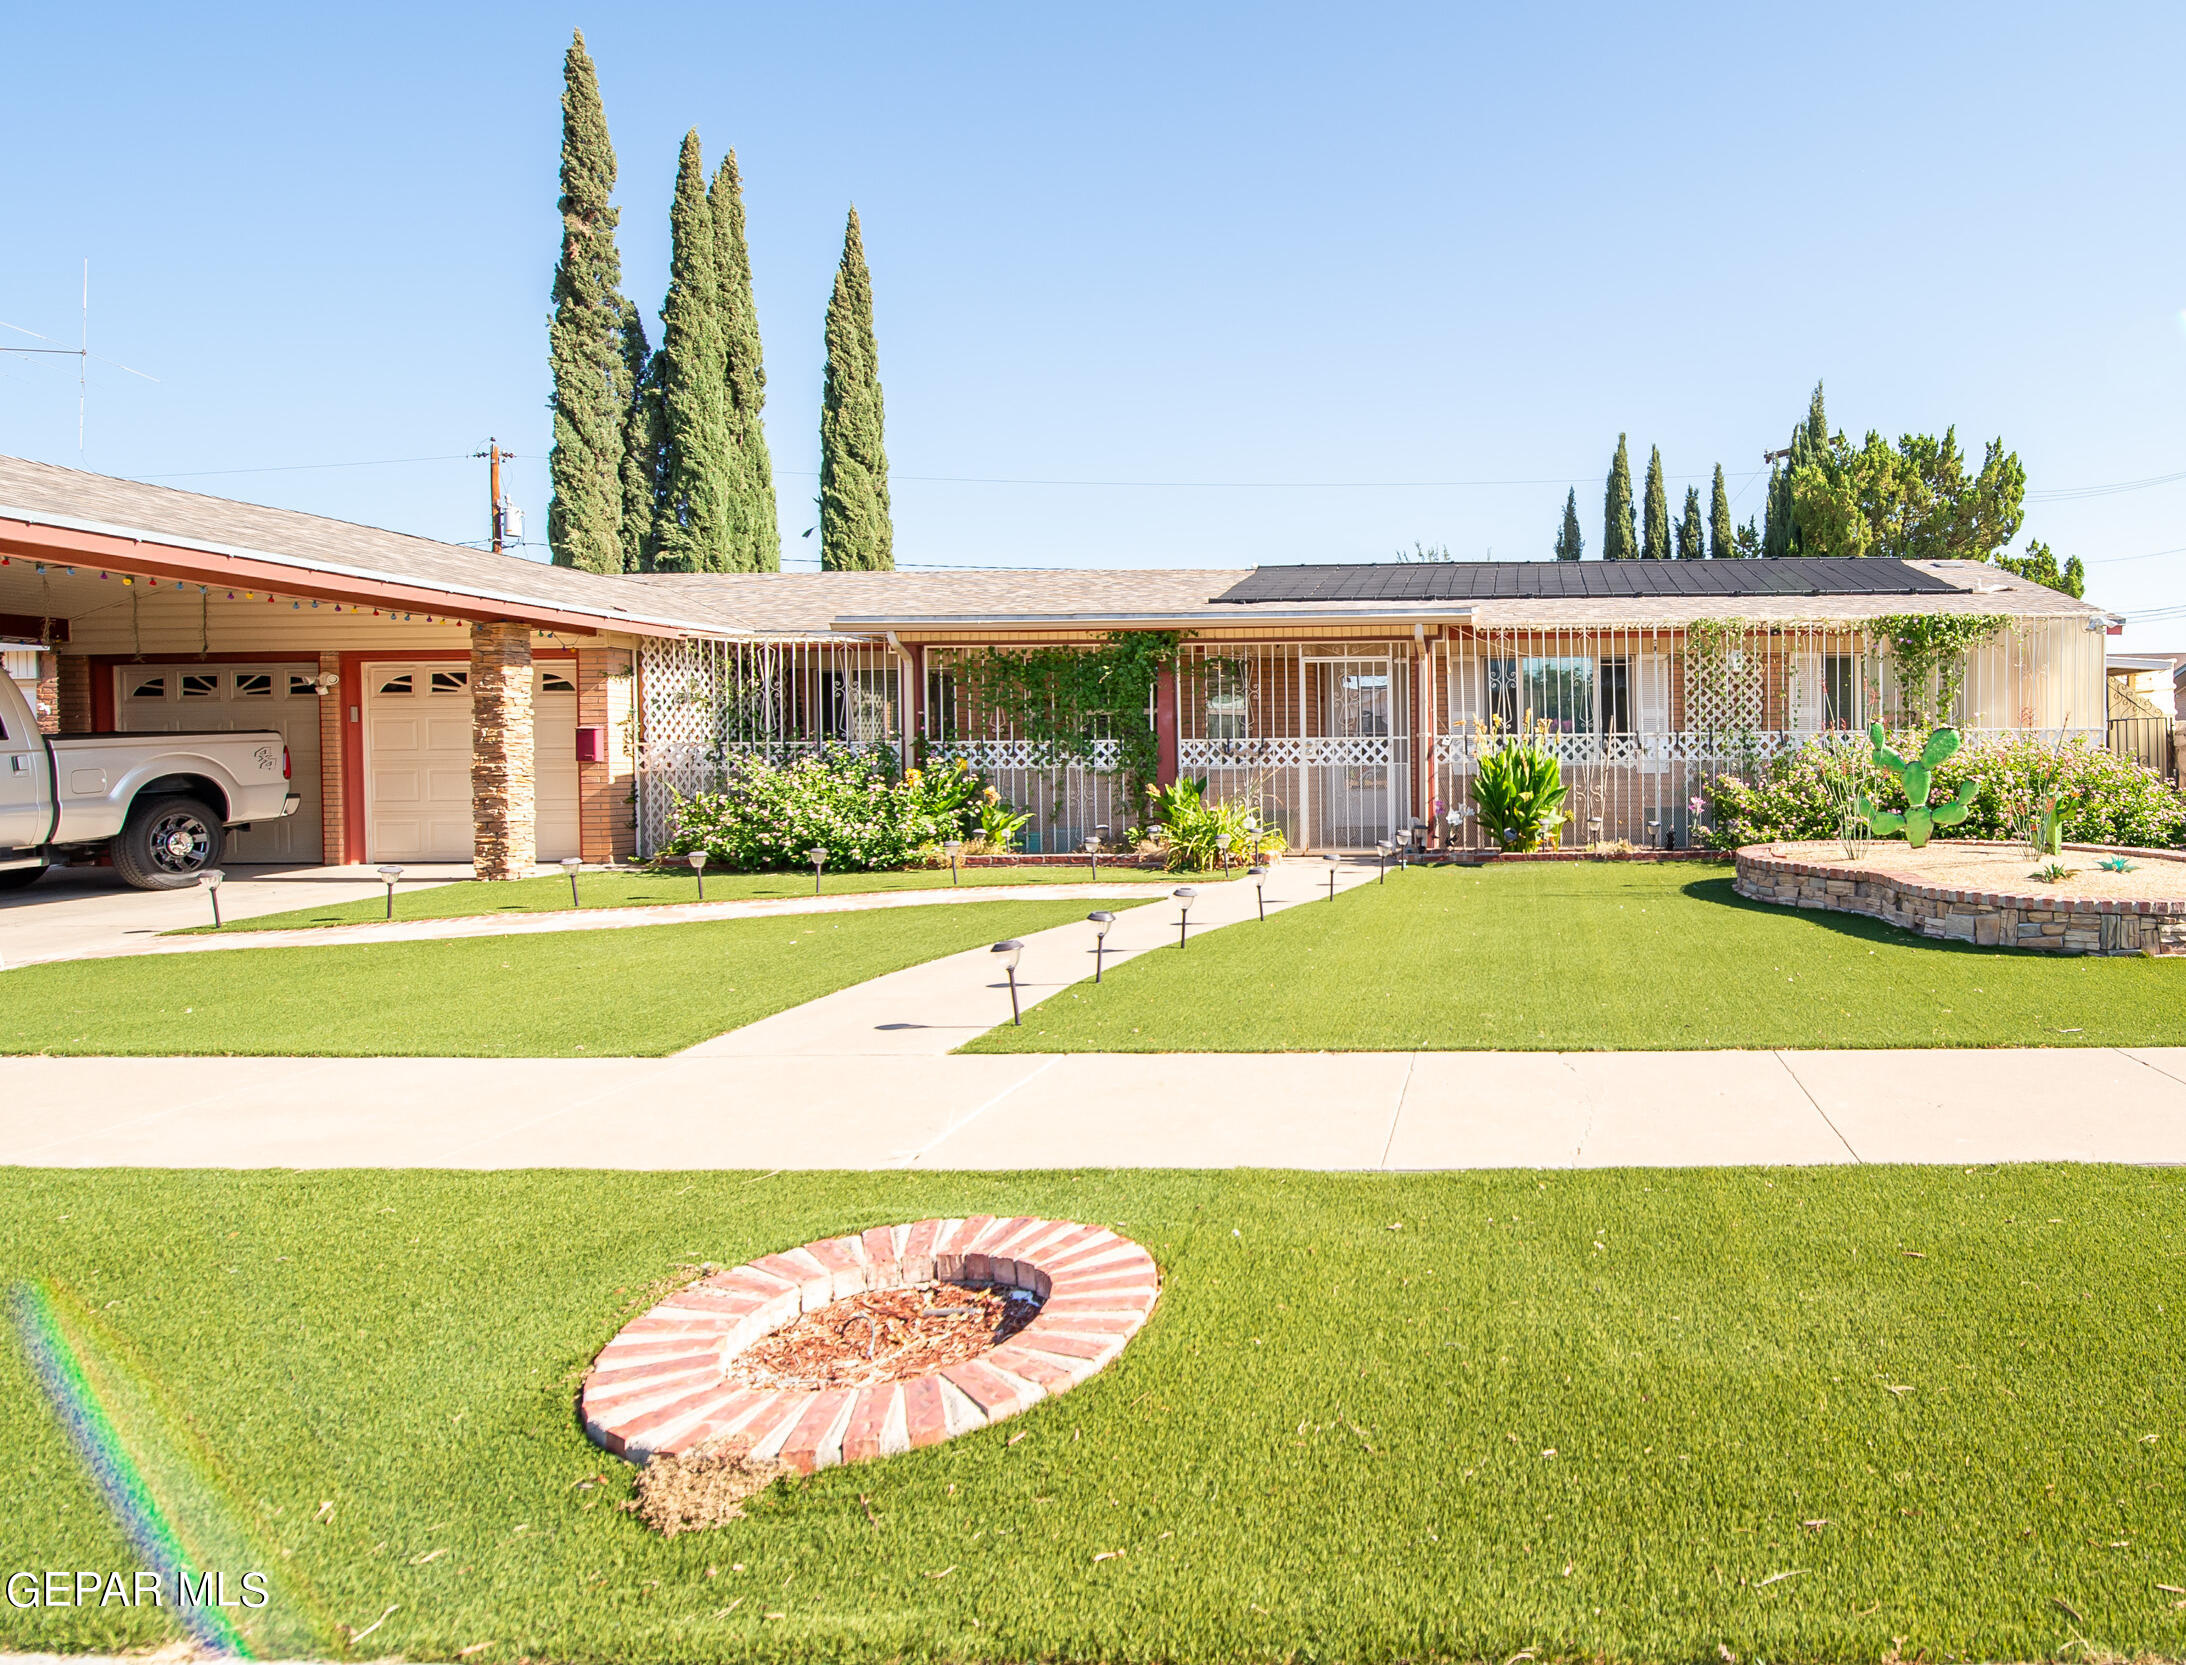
[0,521,652,637]
[1155,668,1179,787]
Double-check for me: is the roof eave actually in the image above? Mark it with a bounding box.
[0,505,710,637]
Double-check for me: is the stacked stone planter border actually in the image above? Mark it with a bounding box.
[1734,841,2186,956]
[581,1217,1158,1473]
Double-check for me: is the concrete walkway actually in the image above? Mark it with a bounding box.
[0,861,474,968]
[686,857,1372,1056]
[7,1047,2185,1170]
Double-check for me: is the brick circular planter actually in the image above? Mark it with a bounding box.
[1735,840,2186,956]
[581,1217,1158,1473]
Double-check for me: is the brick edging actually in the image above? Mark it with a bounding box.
[580,1218,1158,1472]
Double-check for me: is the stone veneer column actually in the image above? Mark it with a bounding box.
[32,651,59,735]
[470,622,535,880]
[575,646,635,863]
[317,652,347,864]
[55,654,91,735]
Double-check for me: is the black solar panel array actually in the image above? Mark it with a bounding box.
[1214,558,1964,605]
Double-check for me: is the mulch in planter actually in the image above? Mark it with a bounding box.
[725,1281,1042,1393]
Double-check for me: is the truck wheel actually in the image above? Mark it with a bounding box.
[0,864,45,892]
[112,796,226,890]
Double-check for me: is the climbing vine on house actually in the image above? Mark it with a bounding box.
[954,631,1186,803]
[1874,613,2005,731]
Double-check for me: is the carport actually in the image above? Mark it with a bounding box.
[0,454,712,877]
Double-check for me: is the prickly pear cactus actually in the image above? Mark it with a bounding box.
[1856,724,1976,849]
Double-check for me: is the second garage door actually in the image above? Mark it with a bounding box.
[364,663,578,862]
[117,663,324,863]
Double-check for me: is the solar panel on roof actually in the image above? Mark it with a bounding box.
[1211,558,1961,604]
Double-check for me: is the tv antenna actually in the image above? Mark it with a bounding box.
[0,260,159,455]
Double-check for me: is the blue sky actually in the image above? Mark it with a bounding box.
[3,3,2182,646]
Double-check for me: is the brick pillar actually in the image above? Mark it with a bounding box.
[318,652,347,865]
[470,622,535,880]
[32,652,59,735]
[575,646,635,863]
[55,654,92,735]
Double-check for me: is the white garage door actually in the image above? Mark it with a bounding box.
[364,662,578,863]
[117,663,323,863]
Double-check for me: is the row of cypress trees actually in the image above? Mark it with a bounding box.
[1565,442,1744,560]
[546,31,891,573]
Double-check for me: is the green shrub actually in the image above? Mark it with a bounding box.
[1471,733,1568,851]
[1139,777,1288,871]
[662,748,984,871]
[1701,732,2186,851]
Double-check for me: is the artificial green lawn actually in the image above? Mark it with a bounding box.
[0,900,1116,1058]
[967,861,2186,1053]
[5,1167,2182,1664]
[184,865,1219,934]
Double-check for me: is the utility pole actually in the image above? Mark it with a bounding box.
[471,439,522,552]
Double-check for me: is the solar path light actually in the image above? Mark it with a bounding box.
[1088,910,1115,981]
[1376,839,1390,884]
[1172,885,1197,948]
[1215,832,1232,871]
[1248,864,1268,921]
[992,938,1025,1025]
[944,838,963,886]
[376,864,403,920]
[1084,833,1101,881]
[561,855,584,906]
[1324,852,1340,901]
[808,846,828,895]
[199,868,226,928]
[687,848,707,902]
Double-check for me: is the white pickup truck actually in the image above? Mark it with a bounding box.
[0,668,301,890]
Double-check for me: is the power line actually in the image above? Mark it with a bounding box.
[2030,468,2186,503]
[130,454,477,482]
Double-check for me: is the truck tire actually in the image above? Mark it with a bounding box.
[112,795,227,890]
[0,864,45,892]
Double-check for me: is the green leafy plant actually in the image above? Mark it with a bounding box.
[1700,733,2186,852]
[1470,721,1568,852]
[1138,776,1288,871]
[2098,855,2139,874]
[955,631,1184,806]
[2033,860,2074,883]
[1872,614,2005,731]
[663,747,984,872]
[973,792,1032,853]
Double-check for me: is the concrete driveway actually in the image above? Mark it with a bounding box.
[0,861,471,967]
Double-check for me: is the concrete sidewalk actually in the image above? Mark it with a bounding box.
[7,1047,2185,1170]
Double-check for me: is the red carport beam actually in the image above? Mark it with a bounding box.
[0,519,682,638]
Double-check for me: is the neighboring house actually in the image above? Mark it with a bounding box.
[0,454,2121,868]
[2106,653,2182,782]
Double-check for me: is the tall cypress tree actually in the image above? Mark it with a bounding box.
[546,31,627,573]
[653,131,733,572]
[1602,435,1637,561]
[1676,484,1705,559]
[1708,463,1735,558]
[1642,446,1670,559]
[1553,488,1584,560]
[819,207,893,572]
[709,151,779,572]
[616,299,660,572]
[1765,380,1829,558]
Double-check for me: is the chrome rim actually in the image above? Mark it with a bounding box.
[147,809,214,875]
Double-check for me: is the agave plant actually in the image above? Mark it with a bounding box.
[1471,728,1567,852]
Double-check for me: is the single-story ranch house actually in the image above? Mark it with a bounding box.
[0,454,2115,872]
